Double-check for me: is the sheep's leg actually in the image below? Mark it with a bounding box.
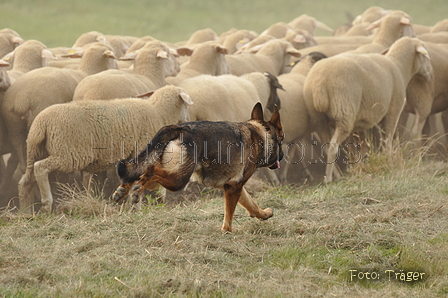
[325,126,350,183]
[0,152,19,191]
[18,168,37,215]
[131,164,194,204]
[237,186,273,220]
[33,160,53,213]
[382,97,406,150]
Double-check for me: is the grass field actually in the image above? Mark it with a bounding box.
[1,0,448,47]
[0,152,447,297]
[1,0,448,297]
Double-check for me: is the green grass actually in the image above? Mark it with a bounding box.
[1,0,448,47]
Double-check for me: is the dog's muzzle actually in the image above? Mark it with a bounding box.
[269,160,281,170]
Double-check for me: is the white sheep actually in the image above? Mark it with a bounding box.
[0,60,12,195]
[0,28,24,58]
[352,11,415,53]
[18,85,193,214]
[72,30,139,58]
[226,39,301,76]
[183,28,218,45]
[352,6,391,25]
[220,29,258,54]
[177,72,282,122]
[3,40,56,83]
[401,41,448,141]
[288,14,334,35]
[165,41,230,85]
[273,52,327,184]
[303,37,433,182]
[72,41,179,101]
[0,42,117,192]
[260,22,296,39]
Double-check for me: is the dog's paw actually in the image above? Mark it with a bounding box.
[260,208,274,220]
[131,184,142,204]
[112,186,127,204]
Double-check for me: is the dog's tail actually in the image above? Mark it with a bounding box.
[116,125,187,184]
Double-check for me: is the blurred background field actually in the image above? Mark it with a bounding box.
[1,0,447,47]
[1,1,448,297]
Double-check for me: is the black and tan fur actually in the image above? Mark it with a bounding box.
[112,103,283,232]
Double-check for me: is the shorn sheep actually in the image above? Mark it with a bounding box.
[18,85,193,214]
[72,40,179,101]
[303,37,433,182]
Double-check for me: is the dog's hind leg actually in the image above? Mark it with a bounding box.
[238,187,273,220]
[111,183,133,204]
[131,164,194,203]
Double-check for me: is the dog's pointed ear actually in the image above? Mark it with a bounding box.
[269,105,282,129]
[251,102,264,121]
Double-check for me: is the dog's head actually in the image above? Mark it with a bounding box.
[250,102,284,169]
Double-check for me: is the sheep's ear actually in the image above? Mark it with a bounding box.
[136,90,155,98]
[417,45,430,59]
[214,44,228,55]
[235,38,250,50]
[12,36,24,46]
[180,91,193,105]
[156,49,169,59]
[292,34,307,44]
[61,48,84,58]
[0,59,10,67]
[366,19,382,31]
[268,105,282,130]
[250,102,264,121]
[248,44,263,53]
[176,47,194,56]
[314,19,334,32]
[119,50,138,60]
[400,16,412,26]
[287,47,301,57]
[41,49,57,60]
[2,51,14,62]
[104,50,117,59]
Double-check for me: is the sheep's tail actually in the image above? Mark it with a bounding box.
[24,118,49,170]
[311,85,330,113]
[116,124,187,184]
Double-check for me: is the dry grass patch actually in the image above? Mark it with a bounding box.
[0,154,447,297]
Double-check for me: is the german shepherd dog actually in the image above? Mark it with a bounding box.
[112,102,283,232]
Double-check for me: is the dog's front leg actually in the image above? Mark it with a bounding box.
[238,186,273,220]
[222,183,243,232]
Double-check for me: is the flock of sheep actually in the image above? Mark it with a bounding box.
[0,6,447,214]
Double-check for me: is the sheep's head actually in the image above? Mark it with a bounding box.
[264,72,284,112]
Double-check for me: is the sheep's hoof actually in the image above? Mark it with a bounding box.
[131,184,142,204]
[112,186,127,204]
